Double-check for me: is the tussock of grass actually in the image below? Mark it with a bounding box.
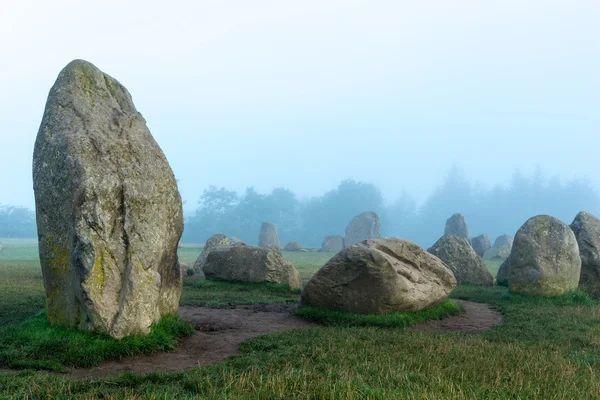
[0,312,194,372]
[180,280,301,307]
[295,299,463,328]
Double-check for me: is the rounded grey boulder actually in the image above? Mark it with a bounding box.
[192,234,234,275]
[33,60,183,339]
[258,222,280,249]
[471,234,491,257]
[203,243,302,289]
[320,235,345,253]
[444,213,470,243]
[344,212,381,247]
[483,235,513,259]
[301,238,456,314]
[570,212,600,298]
[509,215,581,296]
[496,257,510,287]
[428,235,493,286]
[283,241,302,251]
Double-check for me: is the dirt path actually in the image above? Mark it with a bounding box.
[1,300,502,380]
[69,304,316,380]
[410,300,502,333]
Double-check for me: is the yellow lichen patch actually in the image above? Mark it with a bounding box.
[90,246,106,294]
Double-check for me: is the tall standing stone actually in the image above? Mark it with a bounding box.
[258,222,280,249]
[471,234,491,257]
[444,213,470,243]
[344,212,381,247]
[570,212,600,298]
[509,215,581,297]
[33,60,183,339]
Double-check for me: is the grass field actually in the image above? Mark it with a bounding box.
[2,239,600,399]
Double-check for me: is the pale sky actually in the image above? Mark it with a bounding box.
[1,0,598,212]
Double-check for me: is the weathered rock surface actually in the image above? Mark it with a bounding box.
[428,235,493,286]
[483,235,513,259]
[320,235,345,253]
[570,212,600,298]
[444,213,470,243]
[471,234,491,257]
[509,215,581,296]
[204,243,302,289]
[344,212,381,247]
[258,222,280,249]
[283,241,302,251]
[192,234,233,275]
[301,238,456,314]
[496,258,510,287]
[33,60,183,339]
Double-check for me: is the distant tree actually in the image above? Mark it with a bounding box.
[0,205,37,238]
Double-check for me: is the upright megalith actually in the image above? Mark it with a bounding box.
[258,222,280,249]
[444,213,470,243]
[344,212,380,247]
[33,60,183,339]
[570,212,600,298]
[509,215,581,297]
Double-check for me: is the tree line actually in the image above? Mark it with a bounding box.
[2,166,598,248]
[183,166,600,248]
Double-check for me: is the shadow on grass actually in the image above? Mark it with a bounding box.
[295,300,463,328]
[181,280,301,307]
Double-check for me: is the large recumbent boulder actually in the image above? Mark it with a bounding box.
[300,238,456,314]
[203,243,302,289]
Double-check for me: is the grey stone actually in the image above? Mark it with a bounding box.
[192,234,234,275]
[320,235,345,253]
[509,215,581,296]
[344,212,380,247]
[283,241,302,251]
[428,235,493,286]
[203,243,302,289]
[570,212,600,298]
[444,213,470,243]
[471,234,491,257]
[258,222,280,249]
[483,235,513,259]
[33,60,183,339]
[496,258,510,287]
[301,238,456,314]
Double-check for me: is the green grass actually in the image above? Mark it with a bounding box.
[181,279,301,307]
[3,239,600,398]
[0,312,194,372]
[296,299,463,328]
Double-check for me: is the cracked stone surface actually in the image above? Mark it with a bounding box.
[301,238,456,314]
[33,59,183,339]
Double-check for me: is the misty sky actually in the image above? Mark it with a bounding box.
[1,0,598,212]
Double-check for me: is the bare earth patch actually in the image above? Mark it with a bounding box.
[69,304,316,380]
[410,300,502,333]
[1,300,502,380]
